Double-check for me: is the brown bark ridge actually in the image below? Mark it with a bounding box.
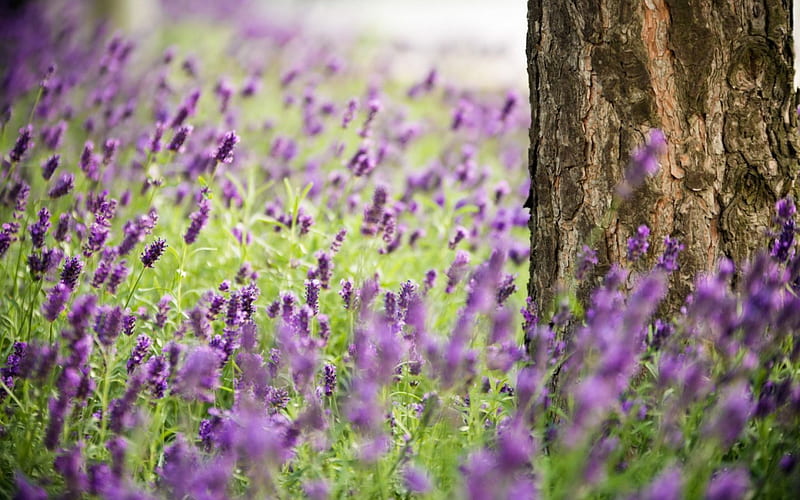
[527,0,800,316]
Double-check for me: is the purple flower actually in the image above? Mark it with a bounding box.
[339,279,355,310]
[102,138,120,165]
[9,124,34,162]
[657,236,684,272]
[60,256,83,290]
[771,197,796,261]
[149,121,166,153]
[42,283,71,322]
[184,195,211,244]
[168,124,193,153]
[41,154,60,180]
[627,225,651,261]
[575,245,598,280]
[330,228,347,254]
[642,467,683,500]
[445,251,471,293]
[106,261,130,294]
[705,468,750,500]
[174,345,220,403]
[305,279,321,315]
[29,208,51,248]
[212,130,239,164]
[618,129,666,198]
[403,465,432,493]
[140,237,167,268]
[127,335,152,374]
[448,226,468,250]
[94,305,124,346]
[708,382,752,446]
[323,363,337,396]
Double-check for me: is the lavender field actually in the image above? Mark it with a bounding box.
[0,2,799,499]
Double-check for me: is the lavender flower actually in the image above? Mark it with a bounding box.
[41,154,60,180]
[184,195,210,244]
[339,278,355,309]
[448,226,468,250]
[60,256,83,290]
[127,335,152,374]
[174,345,220,402]
[29,208,50,248]
[106,261,130,294]
[94,305,124,346]
[9,124,34,162]
[627,225,651,261]
[657,236,684,272]
[167,124,193,153]
[705,468,750,500]
[618,129,666,198]
[403,465,432,493]
[305,279,321,315]
[149,122,166,153]
[212,130,239,164]
[140,237,167,268]
[330,228,347,254]
[445,251,471,293]
[323,363,337,396]
[771,197,796,262]
[575,245,598,280]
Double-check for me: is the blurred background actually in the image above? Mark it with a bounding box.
[82,0,528,90]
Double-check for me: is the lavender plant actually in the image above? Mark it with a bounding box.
[0,2,798,499]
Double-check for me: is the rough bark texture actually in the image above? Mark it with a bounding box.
[528,0,799,315]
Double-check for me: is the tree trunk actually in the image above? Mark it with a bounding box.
[527,0,800,316]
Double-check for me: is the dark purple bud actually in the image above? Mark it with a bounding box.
[305,279,321,315]
[448,226,468,250]
[149,122,166,153]
[330,228,347,254]
[48,172,74,199]
[54,213,71,242]
[212,130,239,164]
[127,335,152,374]
[184,196,210,244]
[9,124,34,162]
[657,236,684,272]
[41,154,60,180]
[29,208,51,248]
[627,225,650,261]
[167,124,193,153]
[140,238,167,268]
[60,256,83,290]
[102,138,120,165]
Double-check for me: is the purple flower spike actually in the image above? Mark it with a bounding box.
[60,256,83,290]
[9,124,34,162]
[184,195,210,244]
[657,235,684,272]
[705,468,750,500]
[41,154,60,180]
[141,238,167,268]
[575,245,598,280]
[168,124,193,153]
[403,465,432,493]
[618,129,666,198]
[127,335,152,374]
[48,173,74,198]
[42,283,71,322]
[627,225,651,261]
[212,130,239,164]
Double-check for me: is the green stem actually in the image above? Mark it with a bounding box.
[124,267,146,310]
[98,345,115,445]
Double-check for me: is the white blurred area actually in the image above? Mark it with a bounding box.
[266,0,529,90]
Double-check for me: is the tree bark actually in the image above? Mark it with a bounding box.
[527,0,800,315]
